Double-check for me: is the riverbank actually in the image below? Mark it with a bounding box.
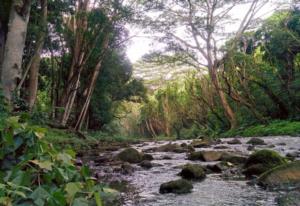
[45,120,300,151]
[222,120,300,138]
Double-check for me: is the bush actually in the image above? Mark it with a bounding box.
[0,116,113,205]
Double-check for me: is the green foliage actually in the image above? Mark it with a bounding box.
[222,120,300,137]
[0,117,116,205]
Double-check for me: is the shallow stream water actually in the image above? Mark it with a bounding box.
[84,136,300,206]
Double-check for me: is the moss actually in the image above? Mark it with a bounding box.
[258,161,300,188]
[159,179,193,194]
[247,137,266,145]
[243,149,287,177]
[117,148,142,163]
[179,164,206,180]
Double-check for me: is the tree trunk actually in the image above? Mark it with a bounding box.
[209,67,237,129]
[59,0,89,126]
[74,35,110,131]
[1,0,31,105]
[252,79,289,119]
[0,24,5,75]
[27,0,47,111]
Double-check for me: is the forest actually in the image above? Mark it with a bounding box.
[0,0,300,205]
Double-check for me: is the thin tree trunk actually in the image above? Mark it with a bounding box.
[59,0,89,126]
[0,24,5,75]
[27,0,47,111]
[74,34,109,131]
[1,0,31,105]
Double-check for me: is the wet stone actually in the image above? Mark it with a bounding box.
[247,138,266,145]
[159,179,193,194]
[227,138,242,145]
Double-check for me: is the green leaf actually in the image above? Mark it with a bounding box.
[48,190,67,206]
[30,160,53,171]
[56,153,73,164]
[72,198,89,206]
[0,197,12,206]
[94,192,103,206]
[11,190,26,198]
[65,182,82,203]
[34,131,45,139]
[29,186,50,206]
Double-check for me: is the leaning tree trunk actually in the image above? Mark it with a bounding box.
[74,35,110,131]
[27,0,47,111]
[1,0,31,105]
[209,66,237,129]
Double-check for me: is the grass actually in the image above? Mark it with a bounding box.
[45,128,145,150]
[222,120,300,138]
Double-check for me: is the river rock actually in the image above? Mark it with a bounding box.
[221,153,247,165]
[142,153,154,161]
[206,164,223,173]
[188,151,223,161]
[139,160,153,169]
[117,148,142,163]
[156,143,186,153]
[214,145,230,149]
[247,138,266,145]
[179,164,206,180]
[243,149,287,177]
[227,138,242,145]
[121,162,134,174]
[258,161,300,189]
[286,152,299,161]
[159,179,193,194]
[162,155,172,160]
[190,139,212,148]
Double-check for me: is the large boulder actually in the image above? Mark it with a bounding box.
[247,138,266,145]
[188,151,223,161]
[159,179,193,194]
[243,149,287,177]
[258,161,300,189]
[179,164,206,180]
[117,148,142,163]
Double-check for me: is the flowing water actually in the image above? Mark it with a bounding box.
[83,136,300,206]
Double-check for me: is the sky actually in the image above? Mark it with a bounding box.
[125,1,292,63]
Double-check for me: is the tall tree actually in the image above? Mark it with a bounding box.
[139,0,272,128]
[0,0,32,105]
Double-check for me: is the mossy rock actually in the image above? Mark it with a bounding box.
[188,151,223,161]
[159,179,193,194]
[258,161,300,189]
[247,138,266,145]
[117,148,142,163]
[221,153,247,165]
[190,139,212,148]
[243,149,287,177]
[156,143,186,153]
[179,164,206,180]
